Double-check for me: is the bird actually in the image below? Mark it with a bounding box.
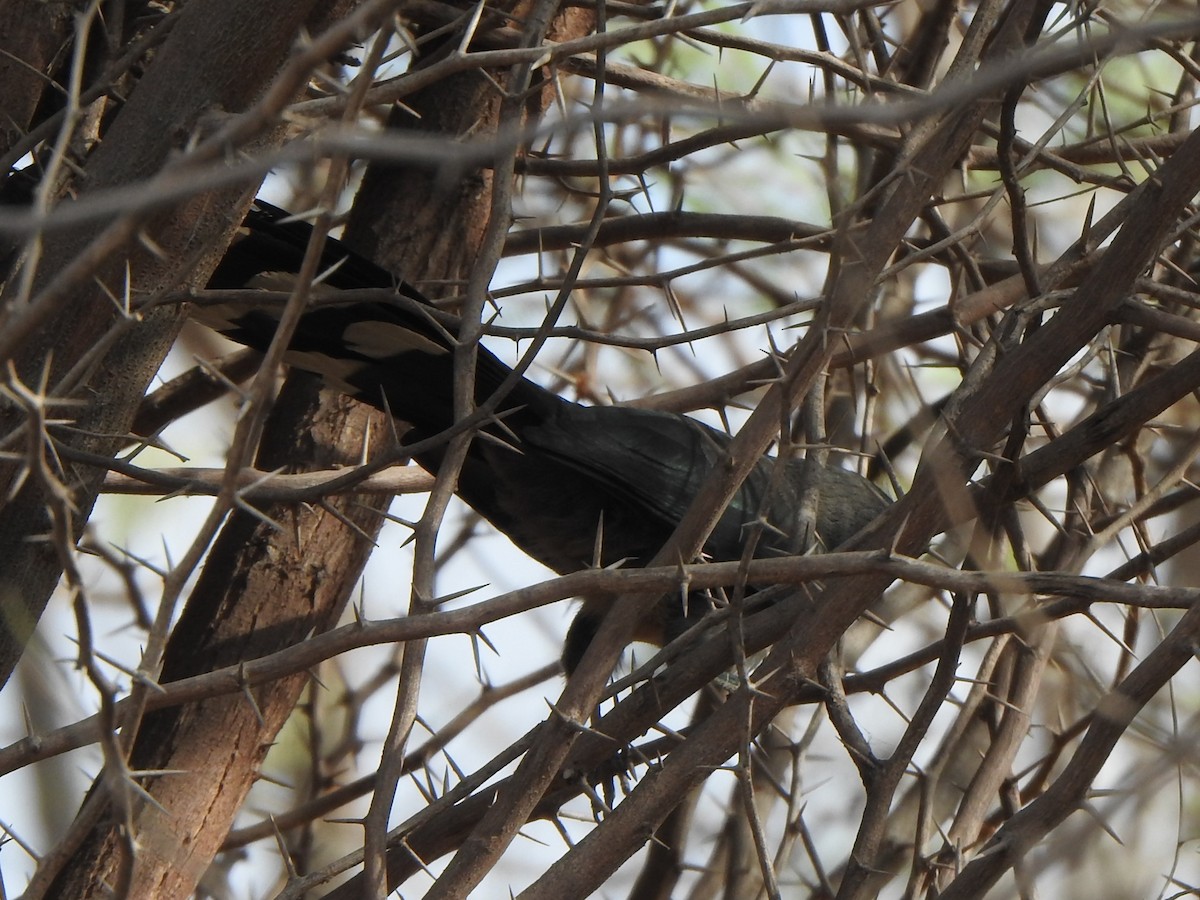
[199,202,891,673]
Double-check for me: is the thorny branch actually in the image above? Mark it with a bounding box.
[1,1,1200,898]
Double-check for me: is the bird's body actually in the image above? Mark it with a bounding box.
[201,203,889,671]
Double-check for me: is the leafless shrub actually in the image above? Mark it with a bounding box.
[1,0,1200,897]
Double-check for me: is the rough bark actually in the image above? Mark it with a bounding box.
[0,0,323,690]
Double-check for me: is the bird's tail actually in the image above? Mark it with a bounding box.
[200,202,563,443]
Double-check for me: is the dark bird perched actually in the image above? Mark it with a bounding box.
[200,202,890,673]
